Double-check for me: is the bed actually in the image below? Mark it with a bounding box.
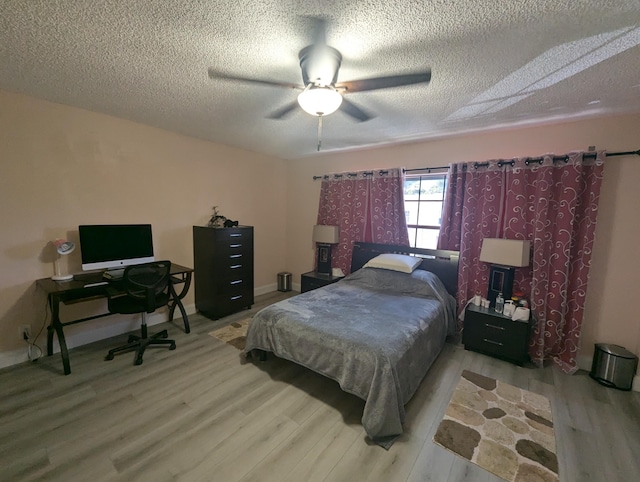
[244,242,459,447]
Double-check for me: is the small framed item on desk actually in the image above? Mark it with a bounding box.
[462,303,531,366]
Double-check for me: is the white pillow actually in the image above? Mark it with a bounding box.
[363,253,422,274]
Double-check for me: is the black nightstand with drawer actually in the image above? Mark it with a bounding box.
[301,271,341,293]
[463,304,531,366]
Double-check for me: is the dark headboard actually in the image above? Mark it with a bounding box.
[350,242,460,297]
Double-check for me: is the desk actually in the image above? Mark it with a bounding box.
[36,263,193,375]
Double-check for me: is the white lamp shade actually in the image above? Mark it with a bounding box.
[52,239,75,281]
[312,225,340,244]
[298,86,343,116]
[479,238,530,267]
[54,239,75,255]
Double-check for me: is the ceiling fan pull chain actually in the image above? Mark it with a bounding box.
[317,115,323,151]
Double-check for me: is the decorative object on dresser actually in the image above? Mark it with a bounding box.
[193,225,254,320]
[479,238,530,307]
[301,270,341,293]
[312,224,340,275]
[463,303,531,366]
[207,205,227,227]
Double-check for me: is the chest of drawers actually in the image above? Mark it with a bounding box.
[193,226,254,320]
[462,304,531,366]
[300,271,341,293]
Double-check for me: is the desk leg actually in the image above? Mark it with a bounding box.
[48,295,71,375]
[47,300,55,357]
[169,273,192,333]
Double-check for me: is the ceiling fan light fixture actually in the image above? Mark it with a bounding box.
[297,86,343,116]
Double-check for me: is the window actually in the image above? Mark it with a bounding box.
[404,173,447,249]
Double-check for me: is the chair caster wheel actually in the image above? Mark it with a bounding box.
[135,356,144,365]
[162,331,169,339]
[170,343,176,350]
[105,354,114,361]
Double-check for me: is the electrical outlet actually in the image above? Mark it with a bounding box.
[20,324,31,341]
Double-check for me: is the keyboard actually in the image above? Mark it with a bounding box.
[103,269,125,280]
[73,271,104,283]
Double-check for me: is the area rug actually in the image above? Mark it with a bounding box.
[208,318,251,350]
[433,370,558,482]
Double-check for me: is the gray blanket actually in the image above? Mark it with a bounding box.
[244,267,456,446]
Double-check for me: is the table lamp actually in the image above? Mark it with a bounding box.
[479,238,530,307]
[312,225,340,275]
[52,239,75,281]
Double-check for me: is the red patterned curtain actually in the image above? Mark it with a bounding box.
[438,151,605,373]
[317,167,410,275]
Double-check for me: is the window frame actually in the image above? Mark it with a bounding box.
[404,172,448,249]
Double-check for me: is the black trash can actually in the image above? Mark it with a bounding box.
[590,343,638,391]
[277,272,292,292]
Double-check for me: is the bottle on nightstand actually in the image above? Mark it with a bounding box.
[495,292,504,314]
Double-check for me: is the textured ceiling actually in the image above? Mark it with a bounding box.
[2,1,640,160]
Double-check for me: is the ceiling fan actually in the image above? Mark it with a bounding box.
[207,19,431,148]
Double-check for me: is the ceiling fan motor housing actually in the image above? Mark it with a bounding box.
[299,45,342,86]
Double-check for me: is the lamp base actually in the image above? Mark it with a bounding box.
[316,243,333,275]
[487,265,515,307]
[51,274,74,281]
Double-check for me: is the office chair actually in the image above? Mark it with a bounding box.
[105,261,176,365]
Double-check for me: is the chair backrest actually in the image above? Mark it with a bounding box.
[122,261,171,313]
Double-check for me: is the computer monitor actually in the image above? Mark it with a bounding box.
[79,224,154,271]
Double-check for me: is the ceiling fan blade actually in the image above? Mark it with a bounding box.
[340,98,373,122]
[336,70,431,93]
[208,68,302,90]
[267,101,299,120]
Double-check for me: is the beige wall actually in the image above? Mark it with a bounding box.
[285,113,640,368]
[2,87,639,371]
[0,90,288,364]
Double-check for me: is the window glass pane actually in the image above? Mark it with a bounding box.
[404,179,421,201]
[407,227,417,246]
[417,201,443,226]
[419,178,445,200]
[415,228,440,249]
[404,172,447,249]
[405,201,419,225]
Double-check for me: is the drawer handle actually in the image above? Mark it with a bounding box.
[483,338,504,346]
[230,244,242,248]
[229,254,242,258]
[485,323,505,330]
[230,264,242,269]
[230,280,243,285]
[230,295,243,301]
[230,233,242,237]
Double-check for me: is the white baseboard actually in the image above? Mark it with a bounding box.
[0,303,196,370]
[255,283,277,296]
[255,282,300,296]
[577,354,593,372]
[1,283,286,371]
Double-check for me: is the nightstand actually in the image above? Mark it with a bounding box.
[462,304,531,366]
[301,271,342,293]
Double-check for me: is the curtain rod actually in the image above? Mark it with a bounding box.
[312,149,639,180]
[402,149,640,173]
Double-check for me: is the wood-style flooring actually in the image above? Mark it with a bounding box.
[1,290,639,481]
